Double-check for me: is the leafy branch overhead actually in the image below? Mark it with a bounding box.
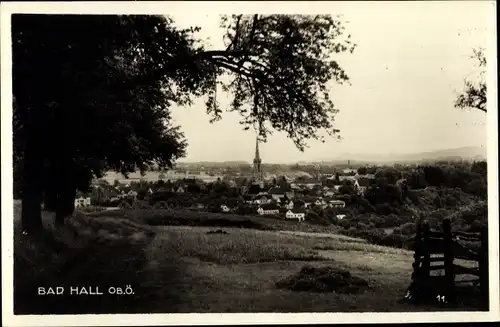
[198,14,356,150]
[454,48,487,113]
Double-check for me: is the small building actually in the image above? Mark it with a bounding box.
[257,203,280,216]
[328,200,346,208]
[285,209,306,222]
[354,178,371,196]
[339,175,356,183]
[176,186,185,193]
[322,186,336,197]
[342,168,357,174]
[336,214,347,220]
[254,195,272,205]
[221,204,231,213]
[314,199,328,208]
[285,200,294,210]
[74,196,91,208]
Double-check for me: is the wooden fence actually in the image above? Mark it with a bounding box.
[407,218,488,307]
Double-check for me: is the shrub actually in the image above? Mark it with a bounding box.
[154,201,168,209]
[407,190,421,205]
[118,201,132,209]
[400,222,417,236]
[346,227,357,237]
[375,203,393,216]
[328,216,340,225]
[379,233,407,248]
[134,201,152,210]
[357,222,370,231]
[372,217,386,228]
[383,214,399,228]
[339,219,352,229]
[468,220,486,233]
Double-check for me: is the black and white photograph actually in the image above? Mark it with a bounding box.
[1,1,498,326]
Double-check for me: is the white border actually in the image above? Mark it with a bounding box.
[1,1,499,326]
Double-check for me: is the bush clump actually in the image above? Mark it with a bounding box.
[275,265,370,294]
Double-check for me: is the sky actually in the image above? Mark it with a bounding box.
[167,1,494,163]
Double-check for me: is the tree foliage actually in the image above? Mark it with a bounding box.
[13,14,214,229]
[13,14,355,231]
[202,14,356,149]
[454,48,487,113]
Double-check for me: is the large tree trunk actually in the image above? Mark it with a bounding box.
[20,140,43,233]
[55,160,76,226]
[43,187,58,212]
[55,188,76,226]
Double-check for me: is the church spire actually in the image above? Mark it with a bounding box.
[254,137,260,161]
[253,136,263,184]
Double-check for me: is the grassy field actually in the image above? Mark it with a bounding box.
[13,204,485,314]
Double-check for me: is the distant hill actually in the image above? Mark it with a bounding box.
[176,161,251,167]
[312,146,487,165]
[171,146,486,167]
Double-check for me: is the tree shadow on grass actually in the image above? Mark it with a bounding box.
[13,213,187,314]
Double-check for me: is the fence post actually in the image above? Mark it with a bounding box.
[412,222,422,278]
[422,221,431,280]
[442,218,455,301]
[480,226,489,309]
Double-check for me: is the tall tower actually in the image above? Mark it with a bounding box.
[253,137,263,184]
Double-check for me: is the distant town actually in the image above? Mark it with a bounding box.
[75,140,485,224]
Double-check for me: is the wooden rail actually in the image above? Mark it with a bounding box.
[407,218,488,307]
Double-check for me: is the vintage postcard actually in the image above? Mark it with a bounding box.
[1,1,499,326]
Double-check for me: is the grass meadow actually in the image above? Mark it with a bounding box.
[13,203,485,314]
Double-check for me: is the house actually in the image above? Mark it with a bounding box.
[322,186,336,197]
[109,197,120,204]
[354,178,371,196]
[257,205,280,216]
[254,195,272,205]
[176,186,185,193]
[242,194,253,204]
[285,200,294,210]
[342,168,357,174]
[296,179,321,189]
[339,175,356,183]
[314,198,329,208]
[268,186,287,200]
[336,214,347,220]
[285,209,306,222]
[220,204,231,213]
[74,196,91,208]
[328,200,346,208]
[127,190,138,199]
[147,188,154,195]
